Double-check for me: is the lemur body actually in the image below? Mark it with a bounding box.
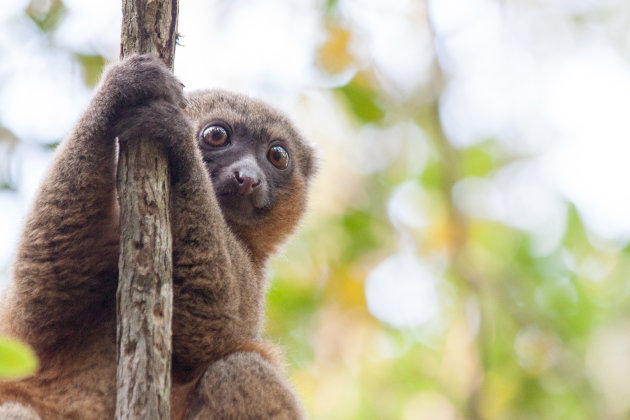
[0,55,314,419]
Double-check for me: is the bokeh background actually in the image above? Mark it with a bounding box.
[2,0,630,418]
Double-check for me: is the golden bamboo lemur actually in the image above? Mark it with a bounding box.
[0,54,315,420]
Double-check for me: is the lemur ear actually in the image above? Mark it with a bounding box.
[300,141,318,181]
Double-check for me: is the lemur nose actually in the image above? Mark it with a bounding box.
[234,171,262,196]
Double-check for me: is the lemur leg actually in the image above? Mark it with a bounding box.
[185,352,304,420]
[5,54,186,352]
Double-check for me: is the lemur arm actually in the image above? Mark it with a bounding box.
[6,54,187,352]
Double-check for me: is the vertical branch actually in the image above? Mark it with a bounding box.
[116,1,178,419]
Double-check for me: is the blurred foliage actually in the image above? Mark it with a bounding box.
[317,23,354,75]
[27,0,66,33]
[268,5,630,420]
[0,127,18,191]
[336,76,386,123]
[4,0,630,419]
[75,54,107,87]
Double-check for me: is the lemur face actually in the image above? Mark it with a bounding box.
[185,90,315,231]
[197,118,291,226]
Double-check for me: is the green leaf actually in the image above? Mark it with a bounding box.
[0,337,39,379]
[460,141,495,177]
[336,78,385,123]
[26,0,67,34]
[562,204,589,250]
[75,54,107,87]
[325,0,339,13]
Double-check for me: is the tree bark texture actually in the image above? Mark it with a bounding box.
[116,1,178,419]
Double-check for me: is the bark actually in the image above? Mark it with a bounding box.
[116,1,178,419]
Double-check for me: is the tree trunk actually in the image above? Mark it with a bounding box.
[116,1,178,419]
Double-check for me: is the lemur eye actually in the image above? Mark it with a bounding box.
[267,145,289,170]
[202,125,230,147]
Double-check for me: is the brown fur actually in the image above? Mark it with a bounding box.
[0,55,314,419]
[185,352,304,420]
